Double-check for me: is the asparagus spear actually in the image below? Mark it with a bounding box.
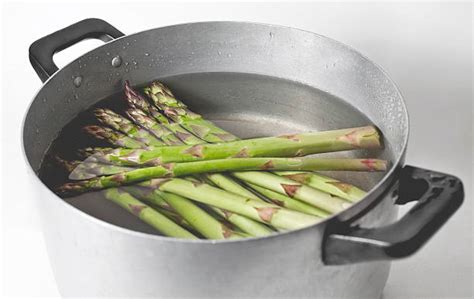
[59,157,386,193]
[233,172,351,214]
[205,173,262,200]
[86,126,382,166]
[274,171,367,202]
[144,81,238,143]
[103,188,197,239]
[83,125,147,149]
[141,178,321,230]
[244,182,329,217]
[95,108,164,147]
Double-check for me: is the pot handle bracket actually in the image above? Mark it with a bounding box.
[324,165,464,265]
[29,18,124,82]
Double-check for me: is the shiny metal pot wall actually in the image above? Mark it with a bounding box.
[23,19,463,297]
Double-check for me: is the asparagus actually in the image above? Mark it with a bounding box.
[123,185,198,232]
[83,125,147,149]
[141,178,321,230]
[103,188,197,239]
[126,108,181,145]
[59,157,386,193]
[244,182,329,217]
[95,108,164,147]
[233,172,351,214]
[124,185,243,239]
[77,147,114,159]
[205,173,262,200]
[141,82,373,204]
[124,81,202,145]
[186,176,274,236]
[274,171,367,202]
[69,162,135,180]
[103,89,274,236]
[86,126,382,166]
[144,81,238,143]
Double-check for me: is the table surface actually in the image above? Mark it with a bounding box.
[1,2,472,298]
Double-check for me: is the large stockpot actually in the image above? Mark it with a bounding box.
[23,19,463,298]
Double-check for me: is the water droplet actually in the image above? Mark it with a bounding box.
[217,50,222,56]
[42,98,47,103]
[227,53,232,58]
[132,61,138,66]
[106,52,110,56]
[144,53,150,56]
[73,76,82,87]
[191,51,194,55]
[126,42,130,46]
[35,128,40,133]
[111,56,122,67]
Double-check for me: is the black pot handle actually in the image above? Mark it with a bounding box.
[29,18,124,82]
[324,165,464,265]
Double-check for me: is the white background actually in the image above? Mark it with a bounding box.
[1,1,472,298]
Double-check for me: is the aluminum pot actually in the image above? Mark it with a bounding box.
[23,19,463,298]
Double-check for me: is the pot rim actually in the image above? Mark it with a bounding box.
[21,20,410,244]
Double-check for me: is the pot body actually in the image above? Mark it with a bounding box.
[24,20,462,298]
[31,170,398,298]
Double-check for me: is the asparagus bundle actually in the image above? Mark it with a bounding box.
[53,81,387,240]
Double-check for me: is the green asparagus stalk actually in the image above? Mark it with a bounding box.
[274,171,367,202]
[86,126,382,166]
[103,188,197,239]
[205,173,262,200]
[141,178,321,230]
[83,125,147,149]
[144,81,238,143]
[244,182,329,217]
[59,157,386,193]
[233,172,352,214]
[94,108,164,147]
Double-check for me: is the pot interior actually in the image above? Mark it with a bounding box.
[36,72,387,234]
